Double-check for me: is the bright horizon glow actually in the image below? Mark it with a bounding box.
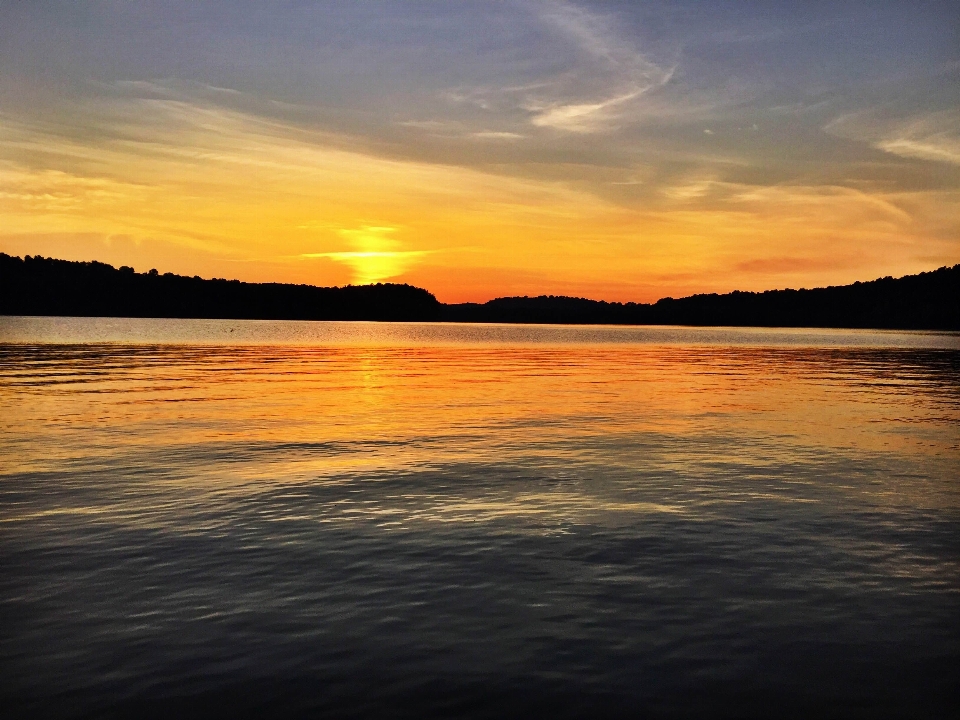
[1,1,957,302]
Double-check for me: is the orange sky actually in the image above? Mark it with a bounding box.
[2,2,958,302]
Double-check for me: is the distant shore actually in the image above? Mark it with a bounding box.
[2,253,958,330]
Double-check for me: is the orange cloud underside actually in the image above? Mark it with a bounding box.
[1,102,956,303]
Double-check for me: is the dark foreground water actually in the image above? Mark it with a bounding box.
[1,318,958,719]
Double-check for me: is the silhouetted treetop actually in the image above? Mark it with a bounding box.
[1,254,441,321]
[2,253,957,329]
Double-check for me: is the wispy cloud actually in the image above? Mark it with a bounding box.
[529,88,646,133]
[661,178,717,201]
[524,2,674,133]
[470,131,525,141]
[826,109,960,166]
[440,2,674,135]
[0,95,563,265]
[875,137,960,166]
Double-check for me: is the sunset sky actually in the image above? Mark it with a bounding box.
[2,1,958,302]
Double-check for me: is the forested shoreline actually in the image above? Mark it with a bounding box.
[2,253,958,329]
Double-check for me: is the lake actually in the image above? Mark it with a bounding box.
[1,317,958,718]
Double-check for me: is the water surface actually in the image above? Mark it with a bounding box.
[2,318,958,718]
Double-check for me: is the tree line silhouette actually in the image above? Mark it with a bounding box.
[0,254,441,321]
[2,253,958,329]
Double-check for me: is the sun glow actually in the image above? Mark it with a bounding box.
[0,2,957,301]
[299,227,431,284]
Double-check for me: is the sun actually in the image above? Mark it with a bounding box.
[301,226,430,285]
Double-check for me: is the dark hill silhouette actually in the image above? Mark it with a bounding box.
[445,266,960,329]
[2,252,958,329]
[0,254,441,321]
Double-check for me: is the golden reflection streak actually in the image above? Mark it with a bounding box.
[3,338,958,532]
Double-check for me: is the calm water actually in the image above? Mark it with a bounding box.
[2,318,959,718]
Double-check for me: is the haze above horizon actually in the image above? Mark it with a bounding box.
[1,1,958,303]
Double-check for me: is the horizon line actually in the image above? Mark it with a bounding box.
[3,252,958,308]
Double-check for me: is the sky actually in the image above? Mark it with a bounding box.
[1,1,958,302]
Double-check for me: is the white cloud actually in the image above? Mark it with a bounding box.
[875,137,960,165]
[525,2,674,133]
[529,88,644,133]
[826,109,960,166]
[470,131,525,140]
[443,2,674,135]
